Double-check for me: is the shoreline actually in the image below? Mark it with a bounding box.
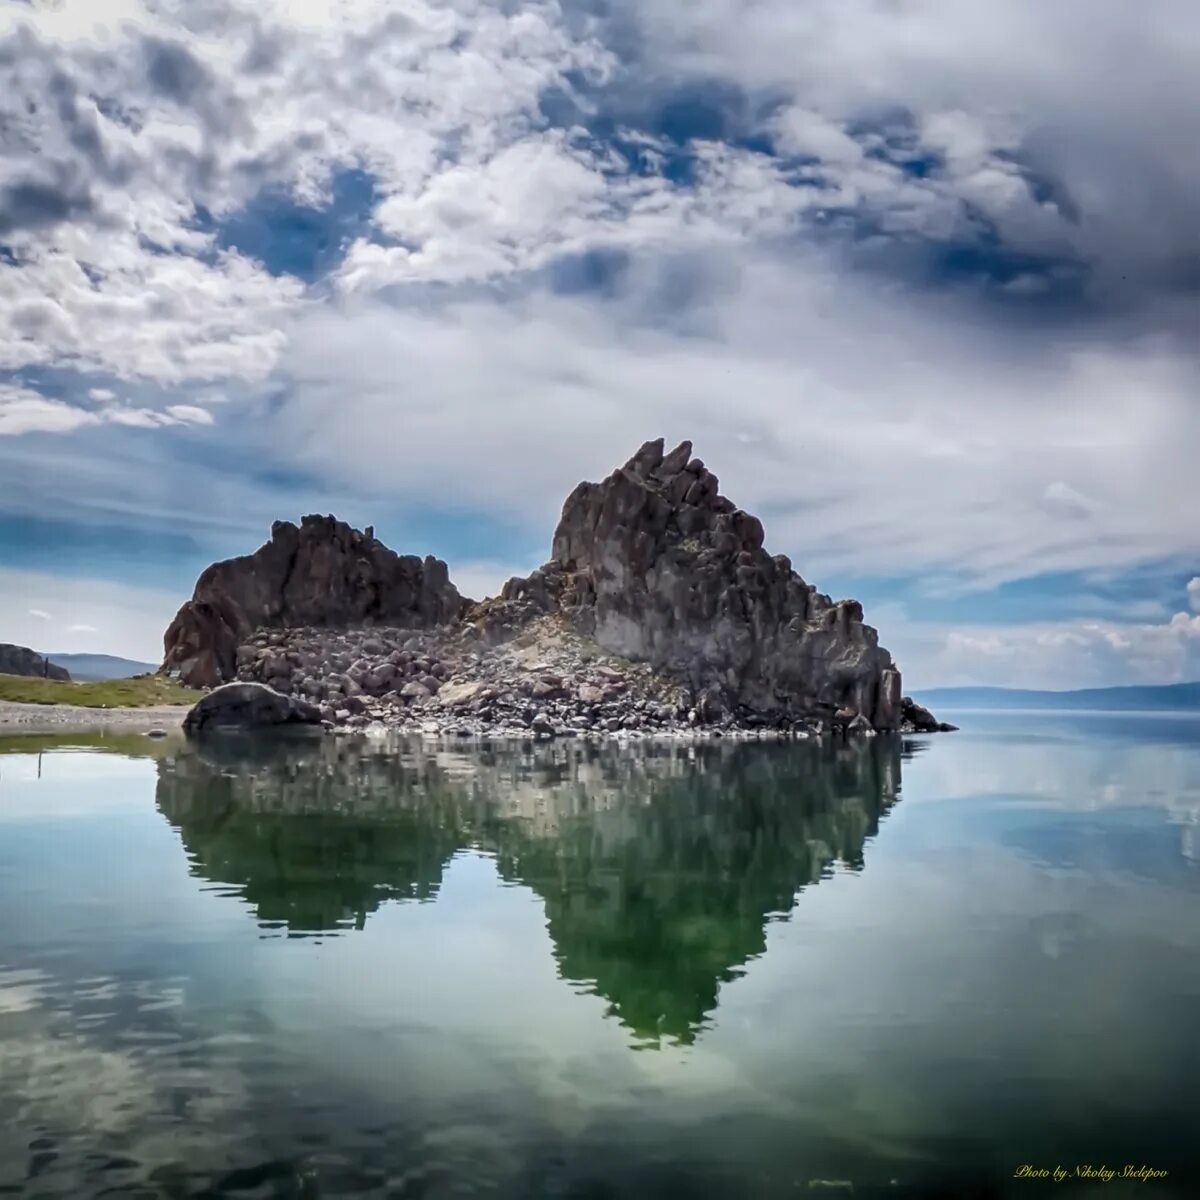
[0,699,943,744]
[0,700,189,734]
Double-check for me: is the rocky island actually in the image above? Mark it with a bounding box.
[164,439,954,739]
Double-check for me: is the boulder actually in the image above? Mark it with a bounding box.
[437,680,488,709]
[162,515,469,688]
[182,683,322,736]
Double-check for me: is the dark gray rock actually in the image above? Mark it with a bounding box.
[182,683,322,736]
[163,516,469,688]
[468,438,904,730]
[0,644,71,682]
[900,696,958,733]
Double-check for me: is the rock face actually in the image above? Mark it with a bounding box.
[474,438,903,730]
[163,515,468,688]
[182,682,323,735]
[0,644,70,682]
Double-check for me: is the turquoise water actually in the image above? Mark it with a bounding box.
[0,715,1197,1198]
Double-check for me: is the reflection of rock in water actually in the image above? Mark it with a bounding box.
[156,738,472,932]
[499,741,901,1044]
[156,736,904,1043]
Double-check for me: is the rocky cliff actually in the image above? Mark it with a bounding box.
[165,440,949,736]
[0,643,71,682]
[473,438,901,729]
[162,515,468,688]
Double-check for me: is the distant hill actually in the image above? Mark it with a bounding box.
[43,653,158,682]
[912,682,1200,712]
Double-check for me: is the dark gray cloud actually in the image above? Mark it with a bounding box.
[550,0,1199,330]
[0,21,251,244]
[142,34,209,102]
[0,177,92,235]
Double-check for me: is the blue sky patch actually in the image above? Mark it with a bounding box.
[0,513,212,589]
[197,167,378,282]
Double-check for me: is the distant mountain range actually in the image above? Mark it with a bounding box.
[43,653,157,682]
[912,682,1200,712]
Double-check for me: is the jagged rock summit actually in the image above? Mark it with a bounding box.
[165,440,950,737]
[163,515,468,689]
[474,437,902,728]
[0,644,71,682]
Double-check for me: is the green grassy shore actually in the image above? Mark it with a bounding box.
[0,673,200,708]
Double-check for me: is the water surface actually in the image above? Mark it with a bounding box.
[1,715,1197,1198]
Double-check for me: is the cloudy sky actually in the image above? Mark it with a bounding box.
[1,0,1197,687]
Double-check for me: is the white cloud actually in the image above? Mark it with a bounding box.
[164,404,214,425]
[0,385,100,435]
[878,600,1200,696]
[102,407,172,429]
[0,0,1192,401]
[66,622,98,634]
[922,613,1200,690]
[880,587,1200,690]
[0,241,302,386]
[0,385,215,436]
[0,0,610,393]
[28,608,52,621]
[1188,578,1200,614]
[1041,481,1096,520]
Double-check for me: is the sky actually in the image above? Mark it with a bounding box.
[0,0,1198,687]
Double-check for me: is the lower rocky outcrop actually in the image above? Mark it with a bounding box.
[163,515,467,689]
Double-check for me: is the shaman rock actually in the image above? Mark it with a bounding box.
[473,438,903,730]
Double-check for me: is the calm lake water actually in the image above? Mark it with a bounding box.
[1,714,1197,1199]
